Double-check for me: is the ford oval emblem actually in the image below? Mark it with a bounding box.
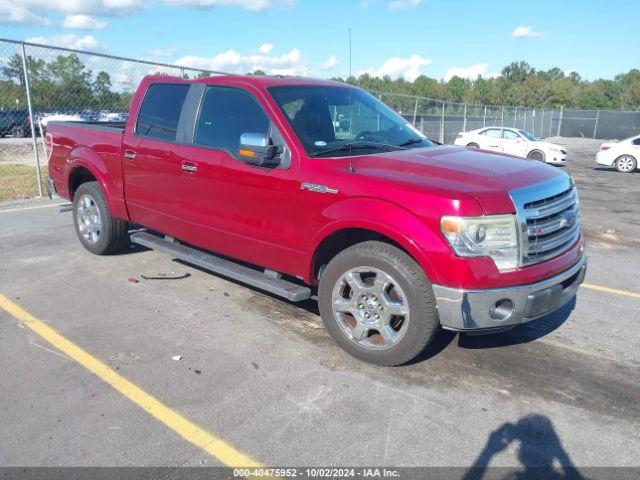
[559,210,576,229]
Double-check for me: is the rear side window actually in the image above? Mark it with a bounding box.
[482,128,502,138]
[136,83,189,141]
[195,86,270,157]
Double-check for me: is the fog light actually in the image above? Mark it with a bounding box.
[490,299,514,321]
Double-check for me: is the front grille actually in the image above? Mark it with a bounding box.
[521,186,580,265]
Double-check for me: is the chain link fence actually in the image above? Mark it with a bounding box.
[1,37,639,202]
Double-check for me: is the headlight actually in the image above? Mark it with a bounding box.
[441,215,519,271]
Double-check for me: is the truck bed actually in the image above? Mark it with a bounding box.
[48,121,126,133]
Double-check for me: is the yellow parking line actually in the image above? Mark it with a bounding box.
[0,202,66,213]
[0,293,261,468]
[583,283,640,299]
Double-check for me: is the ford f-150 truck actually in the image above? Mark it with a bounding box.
[47,75,586,366]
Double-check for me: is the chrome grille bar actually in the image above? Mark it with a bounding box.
[510,176,581,267]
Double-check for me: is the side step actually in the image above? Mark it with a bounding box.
[130,231,311,302]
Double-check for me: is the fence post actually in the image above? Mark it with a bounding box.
[540,108,544,138]
[524,109,527,131]
[462,104,467,132]
[412,96,419,126]
[501,106,504,127]
[483,105,487,127]
[593,110,600,139]
[21,43,43,197]
[514,106,518,128]
[557,107,563,136]
[440,101,445,143]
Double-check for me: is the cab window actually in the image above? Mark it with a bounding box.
[194,86,271,158]
[136,83,189,141]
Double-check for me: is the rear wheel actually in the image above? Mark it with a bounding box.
[73,182,129,255]
[11,125,25,138]
[467,142,480,149]
[318,241,438,366]
[527,150,545,162]
[615,155,637,173]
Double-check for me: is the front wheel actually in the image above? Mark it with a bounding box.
[615,155,637,173]
[318,241,439,366]
[467,142,480,149]
[73,181,129,255]
[527,150,546,162]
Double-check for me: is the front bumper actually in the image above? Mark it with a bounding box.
[546,152,567,164]
[432,255,587,332]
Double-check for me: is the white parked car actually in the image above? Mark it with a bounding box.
[454,127,567,164]
[39,113,84,129]
[595,134,639,173]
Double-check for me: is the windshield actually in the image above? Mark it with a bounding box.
[518,129,538,141]
[268,85,433,157]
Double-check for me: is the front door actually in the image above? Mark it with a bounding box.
[480,128,504,152]
[177,85,303,274]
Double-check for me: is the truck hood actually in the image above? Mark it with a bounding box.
[352,145,568,214]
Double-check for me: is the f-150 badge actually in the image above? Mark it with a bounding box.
[300,183,339,194]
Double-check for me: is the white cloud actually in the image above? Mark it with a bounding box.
[26,34,100,51]
[322,56,337,70]
[388,0,420,10]
[444,63,498,81]
[63,14,107,29]
[175,46,306,76]
[258,43,273,54]
[8,0,284,26]
[511,25,543,39]
[0,0,50,25]
[159,0,270,10]
[16,0,144,16]
[360,54,431,82]
[150,47,177,57]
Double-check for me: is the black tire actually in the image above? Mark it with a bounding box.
[614,155,637,173]
[318,241,438,366]
[527,150,545,162]
[11,125,25,138]
[73,181,129,255]
[467,142,480,149]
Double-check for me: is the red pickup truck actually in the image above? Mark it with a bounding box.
[47,74,586,366]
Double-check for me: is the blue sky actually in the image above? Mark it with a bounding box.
[1,0,637,81]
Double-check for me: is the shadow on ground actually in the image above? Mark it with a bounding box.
[462,414,585,480]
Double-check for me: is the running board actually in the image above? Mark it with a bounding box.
[130,231,311,302]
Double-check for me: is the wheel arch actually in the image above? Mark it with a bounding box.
[65,146,128,220]
[527,149,546,161]
[307,200,444,285]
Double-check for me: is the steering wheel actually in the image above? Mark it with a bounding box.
[355,130,383,142]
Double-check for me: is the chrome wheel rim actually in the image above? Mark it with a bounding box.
[617,156,635,172]
[331,266,410,351]
[76,194,101,244]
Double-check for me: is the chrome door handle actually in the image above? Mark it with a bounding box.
[124,150,136,160]
[182,162,197,172]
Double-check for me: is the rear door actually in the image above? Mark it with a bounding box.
[121,82,189,234]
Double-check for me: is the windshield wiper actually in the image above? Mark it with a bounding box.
[310,142,403,157]
[397,138,426,147]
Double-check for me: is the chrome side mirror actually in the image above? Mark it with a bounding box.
[239,133,280,167]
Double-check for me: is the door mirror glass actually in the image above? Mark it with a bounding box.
[239,133,280,167]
